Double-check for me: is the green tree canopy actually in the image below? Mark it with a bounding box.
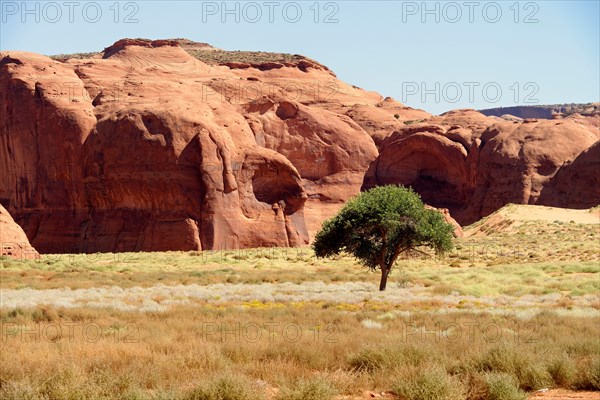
[312,185,454,291]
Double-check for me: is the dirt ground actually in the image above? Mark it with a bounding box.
[465,204,599,237]
[501,205,600,225]
[334,390,600,399]
[528,389,600,399]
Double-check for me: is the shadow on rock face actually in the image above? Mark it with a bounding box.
[362,131,470,221]
[363,114,600,226]
[1,46,310,253]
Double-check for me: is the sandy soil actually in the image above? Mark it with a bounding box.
[501,205,600,224]
[332,390,600,399]
[465,204,599,237]
[528,389,600,399]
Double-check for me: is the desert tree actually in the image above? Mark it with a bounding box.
[313,185,454,291]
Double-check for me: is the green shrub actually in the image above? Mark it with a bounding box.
[392,368,465,400]
[275,378,337,400]
[575,357,600,390]
[547,354,576,387]
[184,374,260,400]
[477,345,551,390]
[348,345,431,373]
[485,373,526,400]
[478,346,523,375]
[518,364,552,391]
[348,347,388,372]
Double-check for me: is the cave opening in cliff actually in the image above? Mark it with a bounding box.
[251,163,303,215]
[385,153,467,216]
[409,171,464,212]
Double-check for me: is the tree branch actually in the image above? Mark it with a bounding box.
[408,248,433,259]
[378,226,387,270]
[387,245,410,271]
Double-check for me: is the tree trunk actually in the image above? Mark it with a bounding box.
[379,266,390,291]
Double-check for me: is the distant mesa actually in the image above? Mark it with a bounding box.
[479,103,600,120]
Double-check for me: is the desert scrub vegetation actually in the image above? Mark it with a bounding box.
[483,373,526,400]
[275,378,337,400]
[1,257,597,301]
[2,278,599,313]
[392,367,466,400]
[0,305,598,399]
[1,207,597,294]
[49,46,322,69]
[183,374,262,400]
[49,51,102,61]
[184,49,314,66]
[1,205,598,398]
[475,345,553,391]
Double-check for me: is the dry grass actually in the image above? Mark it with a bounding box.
[0,209,598,398]
[48,47,317,68]
[0,306,598,399]
[1,216,598,297]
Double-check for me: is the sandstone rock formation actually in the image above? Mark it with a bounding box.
[538,141,600,209]
[2,39,418,252]
[243,98,378,201]
[0,204,39,259]
[2,39,598,254]
[345,97,431,147]
[363,110,600,225]
[1,41,315,252]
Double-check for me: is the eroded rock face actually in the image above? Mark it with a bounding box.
[2,40,598,254]
[538,141,600,209]
[468,118,598,222]
[243,98,378,201]
[363,110,600,225]
[345,97,431,148]
[0,204,39,259]
[0,39,392,252]
[0,42,317,252]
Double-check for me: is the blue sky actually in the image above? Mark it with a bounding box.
[1,0,598,114]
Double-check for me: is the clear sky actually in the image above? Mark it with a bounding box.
[1,0,598,114]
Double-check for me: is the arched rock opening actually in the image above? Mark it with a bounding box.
[362,132,470,215]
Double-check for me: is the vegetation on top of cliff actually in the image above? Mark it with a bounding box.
[48,38,327,69]
[49,51,103,61]
[185,48,321,66]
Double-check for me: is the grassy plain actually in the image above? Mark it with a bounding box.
[0,205,598,399]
